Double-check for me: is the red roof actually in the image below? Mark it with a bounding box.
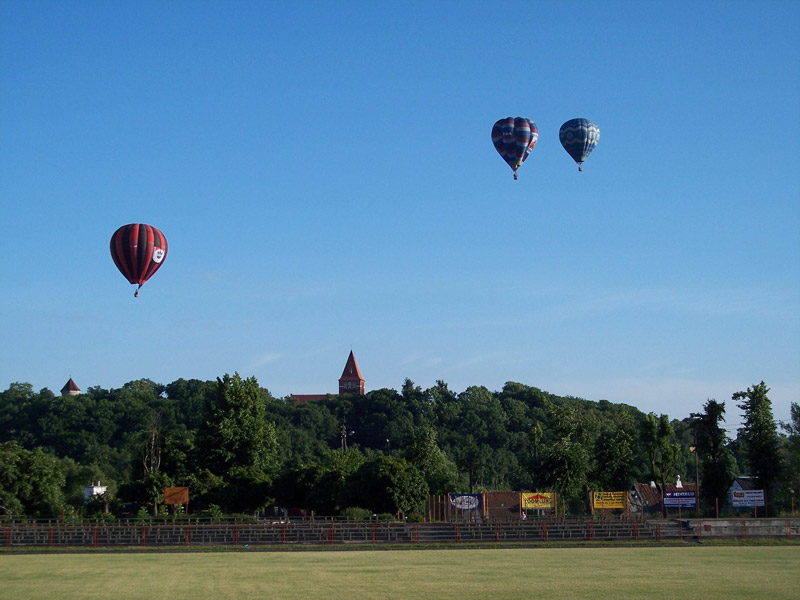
[291,394,329,405]
[339,350,364,382]
[631,481,697,514]
[60,378,80,394]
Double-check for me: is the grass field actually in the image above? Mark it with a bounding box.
[2,545,799,599]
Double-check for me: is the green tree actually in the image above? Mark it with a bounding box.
[780,403,800,512]
[198,373,279,477]
[195,374,279,512]
[402,378,432,427]
[141,411,167,515]
[592,406,636,490]
[404,425,458,494]
[689,399,737,513]
[641,413,680,514]
[306,448,366,513]
[342,456,428,516]
[346,388,415,452]
[538,399,593,506]
[733,381,781,514]
[0,442,65,518]
[443,386,511,491]
[163,378,216,431]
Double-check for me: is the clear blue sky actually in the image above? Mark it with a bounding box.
[2,1,798,427]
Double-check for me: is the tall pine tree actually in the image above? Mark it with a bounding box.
[733,381,781,514]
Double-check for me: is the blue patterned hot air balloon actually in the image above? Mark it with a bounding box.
[491,117,538,180]
[559,118,599,171]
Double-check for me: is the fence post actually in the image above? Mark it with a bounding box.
[233,525,239,546]
[656,525,661,542]
[588,522,594,541]
[92,526,98,547]
[495,523,501,542]
[633,521,639,541]
[542,521,548,542]
[741,520,746,539]
[455,523,460,543]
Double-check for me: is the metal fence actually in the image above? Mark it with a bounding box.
[3,519,799,548]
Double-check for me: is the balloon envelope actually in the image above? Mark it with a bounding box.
[110,224,168,292]
[491,117,538,179]
[559,118,599,170]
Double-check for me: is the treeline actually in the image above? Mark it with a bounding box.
[1,375,797,519]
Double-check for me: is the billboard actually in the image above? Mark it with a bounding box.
[592,491,626,509]
[521,492,555,509]
[164,487,189,505]
[449,493,482,511]
[731,489,765,508]
[663,490,696,508]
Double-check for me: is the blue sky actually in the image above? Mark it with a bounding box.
[1,1,798,427]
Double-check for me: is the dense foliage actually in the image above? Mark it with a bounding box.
[0,376,796,519]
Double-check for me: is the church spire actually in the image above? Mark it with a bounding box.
[338,350,365,395]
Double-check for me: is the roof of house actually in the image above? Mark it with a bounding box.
[339,350,364,382]
[60,378,80,394]
[631,481,697,510]
[730,476,759,491]
[291,394,329,405]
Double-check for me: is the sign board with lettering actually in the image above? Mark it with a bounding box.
[521,492,555,509]
[592,491,626,509]
[664,490,696,508]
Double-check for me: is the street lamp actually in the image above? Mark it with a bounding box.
[340,423,353,450]
[689,444,700,517]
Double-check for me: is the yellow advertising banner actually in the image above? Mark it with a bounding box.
[592,491,626,509]
[521,492,555,509]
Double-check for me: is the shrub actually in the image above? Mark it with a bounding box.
[340,507,372,521]
[206,503,223,522]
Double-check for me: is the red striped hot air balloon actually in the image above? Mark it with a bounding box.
[110,224,168,297]
[491,117,538,180]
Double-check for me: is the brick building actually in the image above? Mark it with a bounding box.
[291,350,365,404]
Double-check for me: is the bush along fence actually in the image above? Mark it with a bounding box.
[3,518,800,548]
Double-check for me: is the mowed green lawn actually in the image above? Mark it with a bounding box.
[2,546,799,599]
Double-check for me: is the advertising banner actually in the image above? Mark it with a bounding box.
[164,487,189,505]
[663,490,696,508]
[448,493,482,511]
[592,491,626,509]
[731,489,765,508]
[521,492,555,509]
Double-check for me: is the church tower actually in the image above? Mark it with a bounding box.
[338,350,365,395]
[61,378,80,396]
